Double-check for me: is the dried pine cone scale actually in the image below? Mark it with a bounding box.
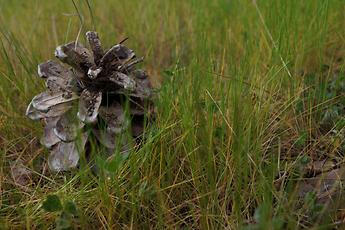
[41,117,61,148]
[86,31,103,65]
[78,89,102,124]
[26,31,154,172]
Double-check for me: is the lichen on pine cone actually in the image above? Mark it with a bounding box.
[26,31,155,172]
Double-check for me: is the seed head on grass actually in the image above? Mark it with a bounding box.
[26,31,155,172]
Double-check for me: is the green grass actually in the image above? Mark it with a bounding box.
[0,0,344,229]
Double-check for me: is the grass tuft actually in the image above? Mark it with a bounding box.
[0,0,344,228]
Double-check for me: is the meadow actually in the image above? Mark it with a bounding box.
[0,0,345,229]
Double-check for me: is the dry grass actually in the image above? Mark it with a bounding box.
[0,0,345,229]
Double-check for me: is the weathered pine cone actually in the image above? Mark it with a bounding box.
[26,31,154,171]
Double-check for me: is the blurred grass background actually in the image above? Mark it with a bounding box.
[0,0,344,229]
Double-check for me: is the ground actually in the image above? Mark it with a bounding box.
[0,0,344,229]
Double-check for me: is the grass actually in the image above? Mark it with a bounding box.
[0,0,344,229]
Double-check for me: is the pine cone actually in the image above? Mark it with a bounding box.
[26,31,154,172]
